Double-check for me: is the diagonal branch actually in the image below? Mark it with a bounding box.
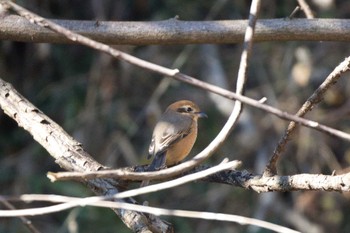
[264,55,350,176]
[297,0,315,19]
[0,197,41,233]
[0,78,170,232]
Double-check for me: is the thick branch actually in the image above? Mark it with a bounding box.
[0,78,170,233]
[1,15,350,45]
[190,166,350,192]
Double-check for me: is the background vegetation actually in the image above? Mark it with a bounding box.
[1,0,350,232]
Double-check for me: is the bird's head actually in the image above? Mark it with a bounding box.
[167,100,207,119]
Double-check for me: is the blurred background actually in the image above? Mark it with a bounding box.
[1,0,350,232]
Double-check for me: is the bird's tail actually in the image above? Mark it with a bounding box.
[148,151,167,171]
[140,152,166,187]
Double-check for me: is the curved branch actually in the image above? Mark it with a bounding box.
[0,195,299,233]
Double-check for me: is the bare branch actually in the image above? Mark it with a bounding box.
[231,0,261,129]
[297,0,315,19]
[0,79,169,232]
[47,163,350,193]
[264,53,350,176]
[288,6,301,19]
[0,194,300,233]
[47,159,240,182]
[112,160,240,199]
[192,166,350,192]
[0,197,41,233]
[2,16,350,44]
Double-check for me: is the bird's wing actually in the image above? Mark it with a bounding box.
[147,129,190,171]
[161,125,191,149]
[148,125,191,160]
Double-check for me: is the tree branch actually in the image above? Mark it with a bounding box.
[264,52,350,176]
[0,78,170,232]
[47,163,350,193]
[0,194,300,233]
[1,15,350,45]
[297,0,315,19]
[0,197,41,233]
[191,166,350,192]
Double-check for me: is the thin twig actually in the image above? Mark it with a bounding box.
[0,195,299,233]
[231,0,261,129]
[0,197,41,233]
[114,160,240,199]
[297,0,315,19]
[47,160,240,183]
[264,55,350,176]
[288,6,301,19]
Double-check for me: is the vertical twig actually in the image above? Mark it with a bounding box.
[218,0,261,158]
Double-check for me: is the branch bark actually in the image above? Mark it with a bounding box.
[1,15,350,45]
[192,166,350,192]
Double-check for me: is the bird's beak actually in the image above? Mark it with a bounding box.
[196,112,208,118]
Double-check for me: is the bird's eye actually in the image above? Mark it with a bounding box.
[177,106,193,113]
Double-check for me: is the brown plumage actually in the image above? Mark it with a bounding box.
[147,100,207,171]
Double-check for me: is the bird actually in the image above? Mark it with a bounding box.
[146,100,207,172]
